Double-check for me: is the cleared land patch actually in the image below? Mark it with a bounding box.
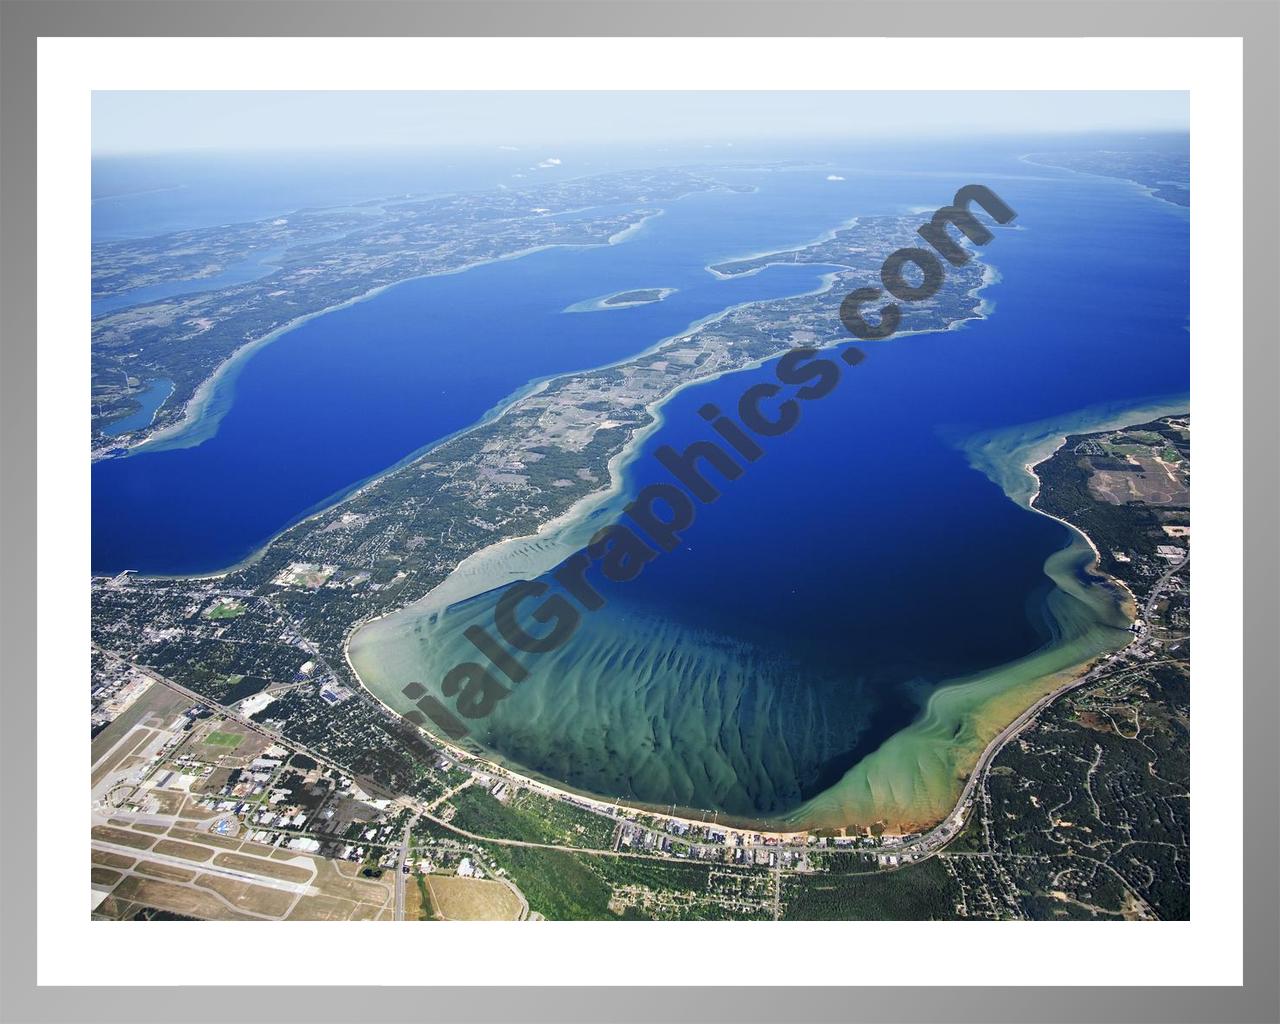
[406,874,438,920]
[195,874,296,917]
[110,875,253,921]
[425,876,523,921]
[286,893,360,921]
[152,838,215,863]
[91,849,137,870]
[91,825,156,851]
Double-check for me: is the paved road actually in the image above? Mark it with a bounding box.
[98,549,1186,893]
[393,815,417,921]
[900,554,1189,861]
[91,839,313,896]
[1144,554,1190,620]
[93,644,381,789]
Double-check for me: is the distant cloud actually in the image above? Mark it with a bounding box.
[534,157,563,169]
[498,145,520,151]
[826,174,845,181]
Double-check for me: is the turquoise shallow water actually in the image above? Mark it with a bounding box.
[100,378,174,438]
[93,161,886,575]
[95,138,1190,826]
[349,140,1189,826]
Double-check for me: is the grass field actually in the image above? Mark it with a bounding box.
[108,875,255,921]
[206,601,247,620]
[445,785,618,850]
[203,730,244,748]
[211,851,312,884]
[195,873,296,917]
[151,838,214,862]
[91,849,136,871]
[91,824,156,851]
[406,874,438,920]
[424,875,523,920]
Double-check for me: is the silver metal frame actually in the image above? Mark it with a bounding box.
[1,2,1275,1021]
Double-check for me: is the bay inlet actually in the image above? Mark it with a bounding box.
[96,145,1189,831]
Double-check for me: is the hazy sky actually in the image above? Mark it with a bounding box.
[93,91,1188,155]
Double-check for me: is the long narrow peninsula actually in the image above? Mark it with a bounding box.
[90,217,1190,921]
[91,169,746,449]
[92,213,988,809]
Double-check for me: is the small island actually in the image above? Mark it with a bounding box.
[603,288,668,306]
[563,286,676,313]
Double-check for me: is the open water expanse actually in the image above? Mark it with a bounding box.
[93,138,1189,827]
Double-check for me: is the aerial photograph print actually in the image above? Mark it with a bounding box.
[89,90,1190,923]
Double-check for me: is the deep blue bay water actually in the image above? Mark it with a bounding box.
[94,140,1189,824]
[93,171,878,574]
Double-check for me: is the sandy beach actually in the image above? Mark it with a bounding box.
[96,205,682,462]
[343,255,1012,834]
